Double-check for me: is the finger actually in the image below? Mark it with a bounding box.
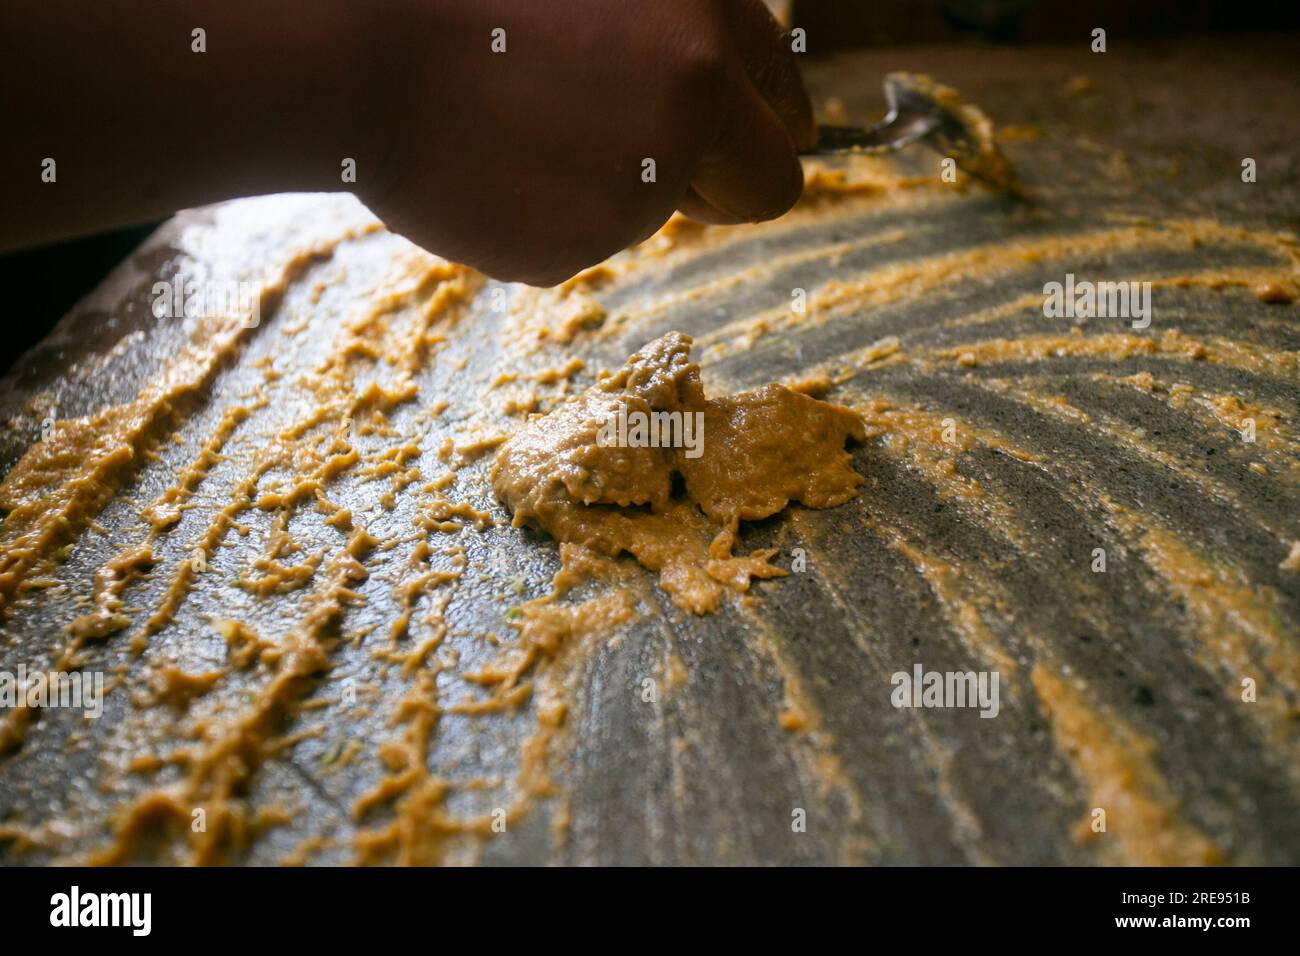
[724,0,816,151]
[676,185,744,225]
[688,75,805,222]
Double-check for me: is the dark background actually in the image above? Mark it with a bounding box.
[792,0,1300,47]
[5,0,1298,373]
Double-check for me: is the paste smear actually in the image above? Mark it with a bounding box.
[491,332,865,613]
